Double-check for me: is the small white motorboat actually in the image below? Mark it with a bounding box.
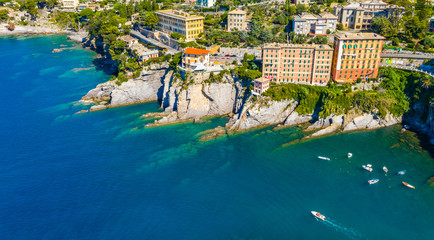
[402,181,415,189]
[311,211,326,221]
[362,164,373,172]
[383,166,388,173]
[348,153,353,158]
[318,156,330,161]
[368,179,379,184]
[398,170,406,175]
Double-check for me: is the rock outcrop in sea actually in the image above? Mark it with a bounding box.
[81,64,434,144]
[147,71,240,126]
[81,63,169,110]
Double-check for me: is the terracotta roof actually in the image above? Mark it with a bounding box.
[184,47,210,55]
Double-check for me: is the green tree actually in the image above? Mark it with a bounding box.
[371,17,398,38]
[415,0,431,20]
[79,8,94,19]
[312,36,328,44]
[109,39,126,56]
[260,28,273,42]
[0,9,9,22]
[296,4,306,15]
[0,0,12,6]
[169,52,182,70]
[19,0,38,17]
[403,15,428,39]
[308,4,321,15]
[423,36,434,48]
[141,12,159,29]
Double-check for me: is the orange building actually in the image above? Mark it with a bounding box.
[331,32,385,83]
[262,43,333,86]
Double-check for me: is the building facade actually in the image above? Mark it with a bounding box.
[156,10,204,41]
[197,0,215,7]
[227,9,247,32]
[61,0,79,9]
[119,35,138,48]
[253,77,270,95]
[292,13,338,35]
[333,0,404,30]
[331,32,385,83]
[294,0,314,4]
[262,43,333,86]
[182,47,210,71]
[140,50,160,61]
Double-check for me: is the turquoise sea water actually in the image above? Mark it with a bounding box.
[0,35,433,239]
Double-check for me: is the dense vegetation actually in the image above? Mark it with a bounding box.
[263,68,433,119]
[371,0,433,51]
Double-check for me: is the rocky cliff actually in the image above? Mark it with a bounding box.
[80,64,168,111]
[149,72,239,125]
[199,97,402,141]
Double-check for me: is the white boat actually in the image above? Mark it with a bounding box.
[368,179,379,184]
[348,153,353,158]
[318,156,330,161]
[383,166,388,173]
[402,181,415,189]
[311,211,326,221]
[398,170,406,175]
[362,164,373,172]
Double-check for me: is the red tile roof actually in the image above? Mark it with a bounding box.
[184,47,210,55]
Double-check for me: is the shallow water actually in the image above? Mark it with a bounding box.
[0,35,433,239]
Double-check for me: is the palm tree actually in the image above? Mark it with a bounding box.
[421,76,433,89]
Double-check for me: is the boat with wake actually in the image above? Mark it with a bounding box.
[311,211,326,221]
[318,156,330,161]
[368,179,379,184]
[362,164,373,172]
[402,181,415,189]
[398,170,406,175]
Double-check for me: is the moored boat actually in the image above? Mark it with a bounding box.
[383,166,388,173]
[368,179,379,184]
[402,181,415,189]
[362,164,373,172]
[311,211,326,221]
[398,170,406,175]
[348,153,353,158]
[318,156,330,161]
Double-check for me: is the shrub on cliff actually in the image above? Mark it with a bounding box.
[169,52,182,71]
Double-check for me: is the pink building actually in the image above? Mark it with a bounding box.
[253,77,270,95]
[262,43,333,86]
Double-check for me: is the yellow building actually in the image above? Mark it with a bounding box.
[155,10,204,41]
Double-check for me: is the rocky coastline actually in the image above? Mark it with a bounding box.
[74,35,433,145]
[79,64,429,144]
[0,24,72,36]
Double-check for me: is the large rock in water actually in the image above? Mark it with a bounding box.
[343,113,401,131]
[110,79,158,106]
[156,73,238,123]
[81,66,167,107]
[227,100,297,131]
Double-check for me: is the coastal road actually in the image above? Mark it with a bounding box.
[381,50,434,59]
[131,30,181,55]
